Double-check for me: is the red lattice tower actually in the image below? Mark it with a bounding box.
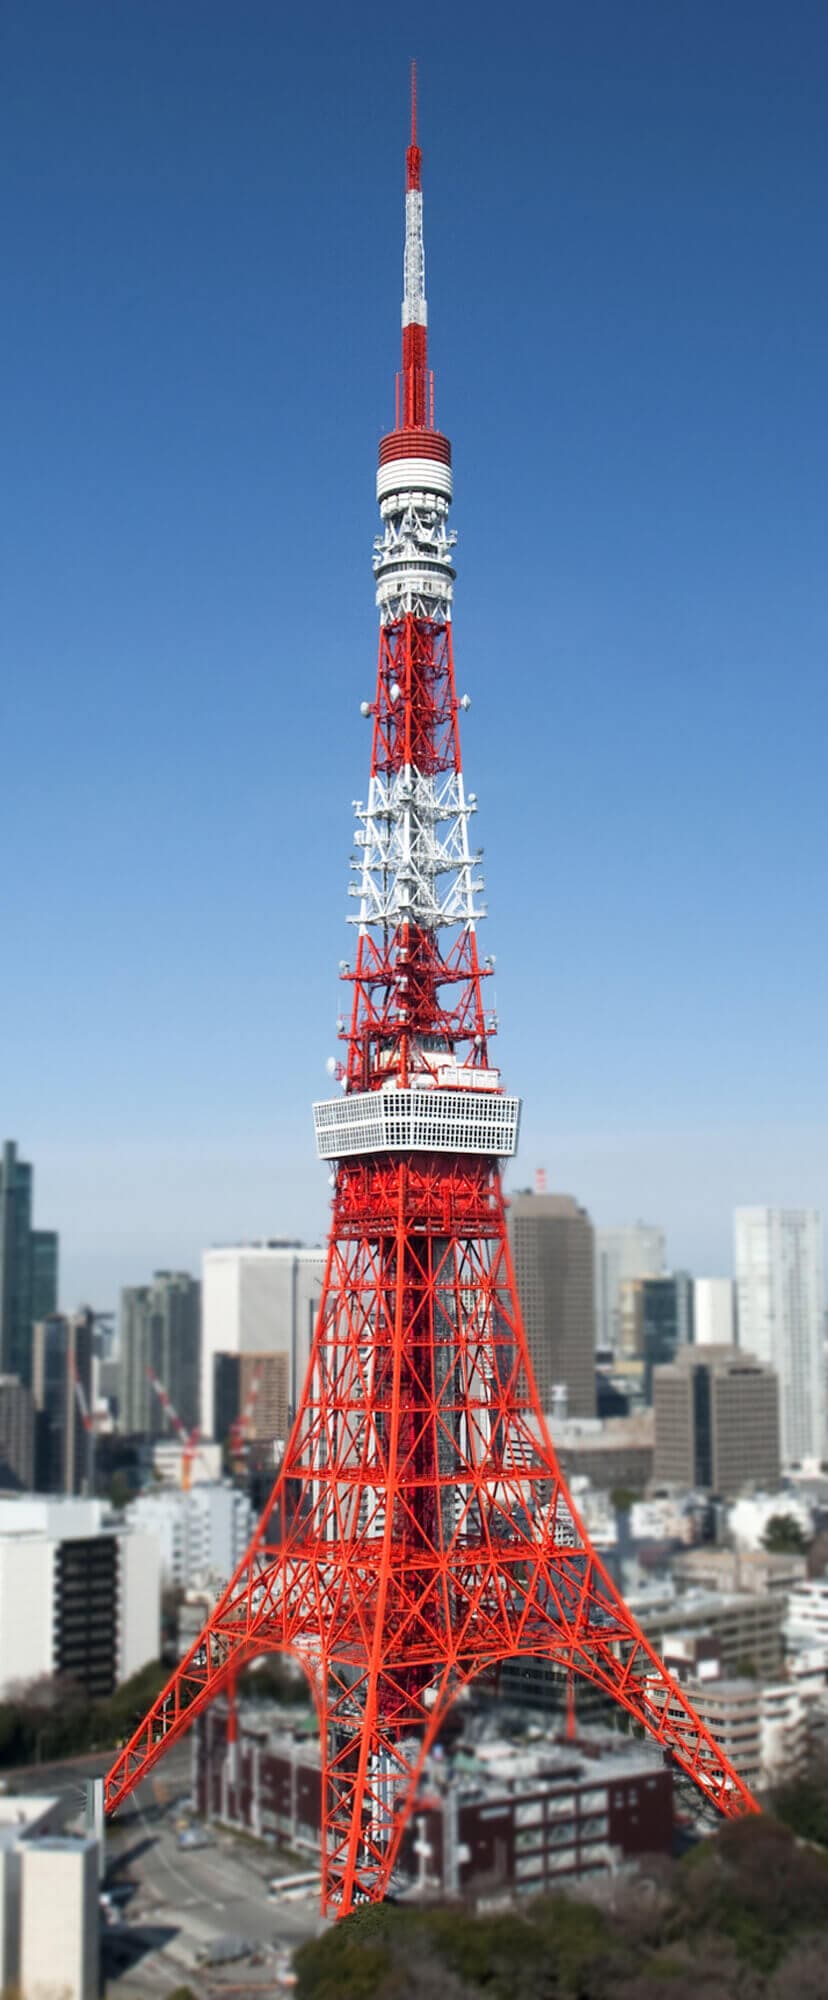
[104,71,759,1913]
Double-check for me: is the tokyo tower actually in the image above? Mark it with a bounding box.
[105,72,759,1914]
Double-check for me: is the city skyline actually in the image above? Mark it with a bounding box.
[4,5,827,1305]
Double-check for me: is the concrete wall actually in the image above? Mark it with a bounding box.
[19,1837,98,2000]
[117,1530,161,1683]
[0,1539,54,1694]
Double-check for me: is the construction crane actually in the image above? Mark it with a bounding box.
[145,1368,200,1492]
[72,1362,96,1497]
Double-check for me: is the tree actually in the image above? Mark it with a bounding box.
[761,1514,809,1555]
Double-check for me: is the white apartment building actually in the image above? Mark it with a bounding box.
[734,1207,824,1464]
[126,1482,254,1590]
[201,1242,325,1439]
[0,1497,160,1699]
[785,1579,828,1654]
[0,1796,99,2000]
[694,1277,734,1346]
[593,1224,665,1353]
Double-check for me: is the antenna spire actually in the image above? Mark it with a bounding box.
[406,59,421,191]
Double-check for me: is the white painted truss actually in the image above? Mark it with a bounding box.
[373,491,456,621]
[402,188,427,328]
[313,1089,521,1161]
[349,765,484,932]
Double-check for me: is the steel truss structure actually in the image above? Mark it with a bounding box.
[105,70,758,1914]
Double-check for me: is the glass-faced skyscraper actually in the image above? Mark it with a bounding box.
[0,1140,59,1387]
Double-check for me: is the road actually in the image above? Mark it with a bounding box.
[5,1741,324,1996]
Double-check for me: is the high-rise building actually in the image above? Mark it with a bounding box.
[734,1208,825,1466]
[32,1310,95,1494]
[201,1244,324,1439]
[619,1272,694,1399]
[653,1345,780,1498]
[119,1272,201,1436]
[508,1194,595,1417]
[0,1141,58,1387]
[0,1376,35,1490]
[594,1223,665,1354]
[213,1350,290,1450]
[694,1277,735,1347]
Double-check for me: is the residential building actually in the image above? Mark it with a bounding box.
[509,1194,595,1418]
[653,1346,780,1498]
[0,1140,58,1387]
[196,1701,674,1896]
[32,1309,95,1494]
[734,1207,825,1465]
[201,1243,325,1439]
[694,1278,735,1347]
[119,1270,201,1436]
[0,1794,99,2000]
[594,1224,665,1354]
[0,1376,34,1490]
[785,1580,828,1654]
[125,1482,254,1589]
[0,1496,160,1699]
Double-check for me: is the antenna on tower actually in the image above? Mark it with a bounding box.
[407,58,421,191]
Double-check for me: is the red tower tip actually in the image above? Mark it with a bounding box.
[406,59,421,191]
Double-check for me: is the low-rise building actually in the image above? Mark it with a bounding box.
[785,1579,828,1653]
[546,1413,654,1492]
[195,1702,674,1899]
[627,1581,786,1681]
[671,1547,807,1598]
[0,1794,99,1999]
[0,1496,160,1699]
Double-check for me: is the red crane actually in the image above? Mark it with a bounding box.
[145,1368,200,1493]
[104,70,759,1914]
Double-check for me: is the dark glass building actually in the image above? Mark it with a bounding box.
[0,1141,58,1388]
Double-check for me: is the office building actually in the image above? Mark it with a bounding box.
[594,1223,665,1354]
[548,1413,654,1492]
[0,1794,99,2000]
[119,1270,201,1436]
[214,1350,290,1448]
[125,1482,254,1589]
[32,1309,95,1494]
[734,1207,825,1465]
[196,1701,674,1894]
[0,1496,160,1699]
[629,1580,787,1681]
[509,1194,595,1417]
[620,1272,693,1397]
[0,1140,58,1387]
[653,1345,780,1498]
[0,1376,34,1490]
[201,1243,325,1439]
[694,1277,734,1347]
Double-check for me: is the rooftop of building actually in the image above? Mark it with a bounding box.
[0,1796,60,1849]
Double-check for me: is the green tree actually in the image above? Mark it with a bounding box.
[761,1514,809,1555]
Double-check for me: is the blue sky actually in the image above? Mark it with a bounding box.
[2,2,826,1306]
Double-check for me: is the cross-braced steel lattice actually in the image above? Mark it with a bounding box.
[104,71,758,1916]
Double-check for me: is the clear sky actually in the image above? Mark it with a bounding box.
[3,2,826,1307]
